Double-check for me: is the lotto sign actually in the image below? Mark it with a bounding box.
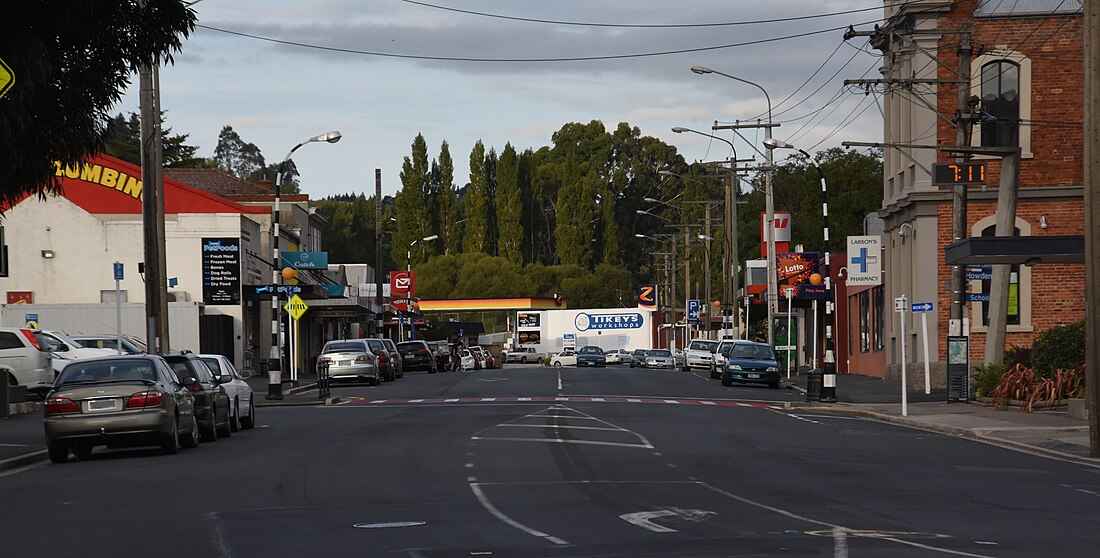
[846,236,882,286]
[391,270,415,296]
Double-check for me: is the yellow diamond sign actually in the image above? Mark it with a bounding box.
[284,294,309,321]
[0,56,13,101]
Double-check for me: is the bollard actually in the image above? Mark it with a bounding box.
[267,360,283,401]
[317,360,331,400]
[806,368,823,402]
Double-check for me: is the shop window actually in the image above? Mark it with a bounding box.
[859,291,871,353]
[978,225,1021,327]
[872,286,885,351]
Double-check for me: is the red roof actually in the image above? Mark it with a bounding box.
[46,154,269,215]
[164,168,271,196]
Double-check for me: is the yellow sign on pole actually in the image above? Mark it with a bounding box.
[284,294,309,321]
[0,57,14,100]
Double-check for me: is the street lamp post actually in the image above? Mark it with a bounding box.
[268,130,341,400]
[764,138,837,402]
[669,127,741,340]
[690,66,778,346]
[405,234,439,341]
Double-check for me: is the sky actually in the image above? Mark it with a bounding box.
[116,0,887,199]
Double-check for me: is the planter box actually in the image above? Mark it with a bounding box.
[1068,398,1089,420]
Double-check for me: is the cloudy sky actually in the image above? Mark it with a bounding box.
[117,0,887,198]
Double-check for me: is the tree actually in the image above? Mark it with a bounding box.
[436,142,461,255]
[0,1,196,209]
[464,141,490,253]
[103,111,208,168]
[394,134,432,265]
[496,143,523,264]
[213,125,266,180]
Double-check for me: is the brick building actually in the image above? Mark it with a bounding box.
[850,0,1083,385]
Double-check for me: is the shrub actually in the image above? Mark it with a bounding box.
[973,363,1006,398]
[1031,321,1085,376]
[987,363,1085,412]
[1004,344,1031,368]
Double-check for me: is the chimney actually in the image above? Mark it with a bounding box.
[258,179,274,192]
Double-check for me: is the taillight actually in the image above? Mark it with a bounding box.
[126,390,164,408]
[376,352,389,363]
[21,329,43,351]
[45,397,78,414]
[355,354,373,363]
[417,348,430,355]
[188,383,204,393]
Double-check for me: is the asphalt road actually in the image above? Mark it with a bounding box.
[2,364,1099,557]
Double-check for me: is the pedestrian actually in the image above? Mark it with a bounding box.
[450,336,464,371]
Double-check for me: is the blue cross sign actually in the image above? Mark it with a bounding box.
[846,236,882,286]
[852,248,869,273]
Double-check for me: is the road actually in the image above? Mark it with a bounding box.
[2,363,1099,557]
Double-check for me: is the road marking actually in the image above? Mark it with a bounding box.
[786,413,823,425]
[353,521,426,529]
[408,399,424,403]
[471,436,653,449]
[498,424,625,432]
[592,397,605,402]
[557,369,562,391]
[0,443,29,447]
[340,395,775,409]
[469,483,569,545]
[481,397,496,402]
[369,400,387,404]
[664,399,680,404]
[465,463,474,468]
[700,401,717,405]
[620,508,717,533]
[627,398,642,403]
[518,397,531,401]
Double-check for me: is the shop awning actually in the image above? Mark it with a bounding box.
[944,235,1084,265]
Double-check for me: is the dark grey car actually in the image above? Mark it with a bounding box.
[43,355,200,462]
[163,352,231,442]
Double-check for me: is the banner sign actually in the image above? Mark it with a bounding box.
[573,312,644,331]
[517,312,540,328]
[280,251,328,270]
[518,331,541,345]
[637,284,657,310]
[391,270,414,296]
[201,238,241,305]
[846,236,882,286]
[776,252,827,299]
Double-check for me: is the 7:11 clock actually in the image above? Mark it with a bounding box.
[932,162,987,186]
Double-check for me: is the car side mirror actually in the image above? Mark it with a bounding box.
[57,343,70,352]
[218,375,232,384]
[239,369,253,380]
[181,376,197,387]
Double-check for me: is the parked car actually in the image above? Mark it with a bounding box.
[71,334,147,355]
[550,350,578,367]
[44,354,200,462]
[37,330,116,361]
[604,349,629,364]
[629,349,649,368]
[719,340,782,389]
[645,349,676,369]
[505,346,543,364]
[482,347,496,369]
[0,327,54,399]
[427,341,451,370]
[162,352,231,442]
[711,339,741,379]
[576,345,607,367]
[685,339,720,372]
[317,339,381,385]
[199,354,256,431]
[672,349,686,369]
[468,346,488,370]
[397,341,437,373]
[457,349,476,371]
[379,338,405,379]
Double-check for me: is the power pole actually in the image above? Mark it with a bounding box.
[375,169,384,336]
[1083,0,1100,456]
[138,38,167,354]
[951,28,973,339]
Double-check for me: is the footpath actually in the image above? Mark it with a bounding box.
[2,370,1097,472]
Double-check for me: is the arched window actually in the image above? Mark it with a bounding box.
[980,60,1020,148]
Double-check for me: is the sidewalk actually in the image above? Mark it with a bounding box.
[783,370,1098,466]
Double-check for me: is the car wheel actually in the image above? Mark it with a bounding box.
[181,414,200,448]
[721,375,733,387]
[230,400,241,432]
[216,402,232,438]
[769,379,781,389]
[710,370,720,379]
[74,443,93,461]
[200,416,218,443]
[47,442,70,464]
[553,361,561,368]
[161,419,181,455]
[240,402,255,431]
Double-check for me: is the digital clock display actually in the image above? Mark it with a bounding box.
[932,162,987,186]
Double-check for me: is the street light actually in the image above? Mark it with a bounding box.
[670,126,741,340]
[764,137,837,402]
[691,66,779,347]
[403,234,439,341]
[636,209,671,221]
[268,130,341,400]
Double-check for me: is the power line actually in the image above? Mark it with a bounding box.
[399,0,886,28]
[196,20,879,63]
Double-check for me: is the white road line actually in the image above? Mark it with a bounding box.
[518,397,531,401]
[481,397,496,402]
[592,398,605,402]
[627,398,642,403]
[471,436,654,449]
[469,483,569,545]
[467,476,477,482]
[369,400,386,404]
[557,369,563,391]
[700,401,717,405]
[788,413,823,425]
[465,463,474,468]
[444,398,460,402]
[664,399,680,404]
[408,399,424,403]
[498,424,625,432]
[526,414,600,420]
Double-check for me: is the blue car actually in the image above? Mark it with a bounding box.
[718,341,781,389]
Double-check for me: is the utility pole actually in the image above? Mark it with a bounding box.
[138,15,168,355]
[1083,0,1100,456]
[375,169,384,336]
[951,28,973,338]
[704,203,712,339]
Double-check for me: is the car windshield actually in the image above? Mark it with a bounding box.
[579,346,603,354]
[200,357,223,375]
[56,359,156,385]
[649,350,671,358]
[397,342,422,350]
[690,340,719,352]
[324,342,366,353]
[730,345,776,360]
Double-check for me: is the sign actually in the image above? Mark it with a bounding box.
[933,162,986,186]
[776,252,828,299]
[574,312,645,331]
[637,284,657,310]
[966,293,990,303]
[201,238,241,305]
[563,333,576,351]
[759,212,793,256]
[518,331,541,345]
[24,313,38,330]
[911,302,934,313]
[281,251,329,270]
[894,296,907,313]
[390,298,412,312]
[6,291,33,304]
[965,265,993,281]
[687,300,701,321]
[846,236,882,286]
[284,294,309,321]
[391,270,415,296]
[113,262,124,281]
[517,312,540,328]
[947,336,970,403]
[0,57,13,101]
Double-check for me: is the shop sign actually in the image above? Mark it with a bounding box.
[201,238,241,305]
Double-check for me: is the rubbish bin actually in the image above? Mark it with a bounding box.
[806,368,823,402]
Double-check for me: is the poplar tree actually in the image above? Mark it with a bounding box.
[394,134,432,266]
[436,142,461,255]
[464,141,490,253]
[496,143,524,264]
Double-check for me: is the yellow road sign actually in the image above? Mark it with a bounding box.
[284,294,309,321]
[0,57,13,100]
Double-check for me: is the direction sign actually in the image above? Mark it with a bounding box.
[910,302,934,313]
[687,299,701,321]
[966,293,990,303]
[0,57,13,101]
[284,294,309,321]
[113,262,124,281]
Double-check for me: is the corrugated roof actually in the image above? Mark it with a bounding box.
[977,0,1082,16]
[164,168,271,196]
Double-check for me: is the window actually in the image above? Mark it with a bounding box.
[859,291,871,353]
[872,286,885,351]
[980,61,1020,147]
[0,331,23,350]
[979,225,1021,327]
